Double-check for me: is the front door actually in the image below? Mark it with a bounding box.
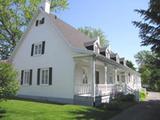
[96,71,99,84]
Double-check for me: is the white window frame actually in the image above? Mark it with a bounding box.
[23,70,30,85]
[34,42,42,56]
[40,68,49,85]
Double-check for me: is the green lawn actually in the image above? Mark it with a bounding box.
[0,99,135,120]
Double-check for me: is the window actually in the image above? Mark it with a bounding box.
[24,70,30,84]
[21,70,32,85]
[34,43,42,55]
[121,75,125,82]
[96,71,99,84]
[37,67,52,85]
[117,75,120,82]
[41,68,49,85]
[35,17,45,26]
[82,69,88,84]
[31,41,45,56]
[107,73,114,84]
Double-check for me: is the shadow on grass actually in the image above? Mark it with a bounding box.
[69,102,136,120]
[0,108,6,118]
[70,106,119,120]
[8,96,66,105]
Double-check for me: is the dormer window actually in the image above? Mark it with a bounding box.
[120,58,126,66]
[84,37,100,53]
[110,53,119,62]
[100,47,110,58]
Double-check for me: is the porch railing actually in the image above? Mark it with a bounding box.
[75,84,109,96]
[96,84,108,96]
[75,84,92,95]
[75,83,136,97]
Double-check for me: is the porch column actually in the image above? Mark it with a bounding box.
[91,57,96,104]
[125,72,128,84]
[114,69,118,84]
[104,65,107,84]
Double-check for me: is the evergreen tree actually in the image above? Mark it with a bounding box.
[133,0,160,54]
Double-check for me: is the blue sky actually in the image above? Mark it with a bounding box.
[55,0,150,67]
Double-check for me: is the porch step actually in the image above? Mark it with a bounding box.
[101,95,110,103]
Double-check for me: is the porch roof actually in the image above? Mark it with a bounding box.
[73,49,140,76]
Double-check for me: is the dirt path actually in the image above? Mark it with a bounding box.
[109,92,160,120]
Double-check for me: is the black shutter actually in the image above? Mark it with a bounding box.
[40,18,45,24]
[42,41,45,54]
[35,20,39,26]
[21,70,24,85]
[29,69,32,85]
[49,67,52,85]
[31,44,34,56]
[37,69,40,85]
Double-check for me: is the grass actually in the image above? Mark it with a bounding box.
[0,99,136,120]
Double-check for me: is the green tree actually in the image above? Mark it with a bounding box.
[126,60,136,70]
[0,0,68,59]
[139,65,151,85]
[0,62,19,100]
[134,50,155,66]
[133,0,160,55]
[135,50,160,91]
[78,26,109,47]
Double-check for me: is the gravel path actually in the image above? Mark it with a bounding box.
[109,92,160,120]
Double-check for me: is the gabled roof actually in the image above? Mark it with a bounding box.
[49,14,93,49]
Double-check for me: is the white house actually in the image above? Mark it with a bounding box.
[10,0,141,106]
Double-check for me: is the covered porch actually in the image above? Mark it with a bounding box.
[73,55,129,105]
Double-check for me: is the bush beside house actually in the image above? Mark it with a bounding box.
[0,62,19,100]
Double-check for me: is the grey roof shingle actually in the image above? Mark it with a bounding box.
[49,14,93,49]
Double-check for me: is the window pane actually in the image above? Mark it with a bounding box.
[35,45,38,55]
[38,44,42,54]
[42,70,45,84]
[45,70,48,84]
[23,71,30,85]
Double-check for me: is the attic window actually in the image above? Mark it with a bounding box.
[40,17,45,24]
[35,20,39,26]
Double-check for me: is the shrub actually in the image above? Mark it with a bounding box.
[0,62,19,101]
[139,90,147,101]
[106,101,121,111]
[114,93,135,102]
[118,94,135,102]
